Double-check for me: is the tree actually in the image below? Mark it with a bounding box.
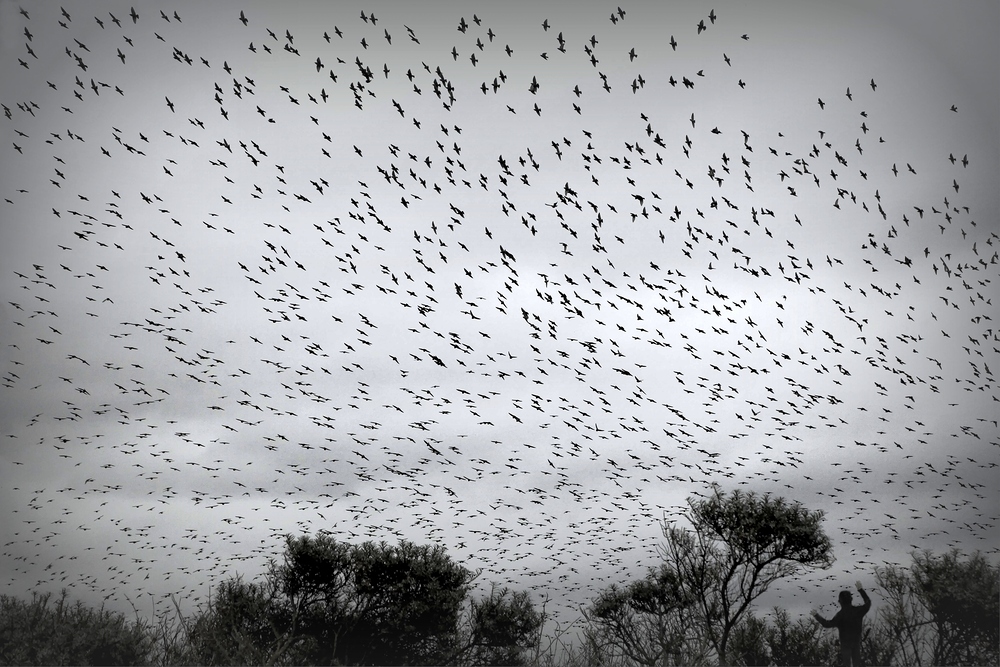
[727,611,770,666]
[725,606,861,667]
[873,559,930,666]
[913,549,999,666]
[183,574,307,665]
[859,614,901,667]
[273,535,476,665]
[457,584,545,666]
[181,534,544,666]
[0,589,153,666]
[761,606,837,667]
[875,549,999,666]
[658,485,834,665]
[584,564,704,666]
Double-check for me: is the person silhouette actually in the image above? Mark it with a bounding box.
[811,580,871,667]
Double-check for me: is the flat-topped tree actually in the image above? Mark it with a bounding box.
[660,484,834,666]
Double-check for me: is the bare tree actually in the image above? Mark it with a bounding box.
[874,562,932,665]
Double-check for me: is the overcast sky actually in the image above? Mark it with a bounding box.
[1,0,997,633]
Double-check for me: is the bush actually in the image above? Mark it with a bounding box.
[0,590,153,666]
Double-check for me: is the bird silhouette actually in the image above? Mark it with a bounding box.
[0,0,994,636]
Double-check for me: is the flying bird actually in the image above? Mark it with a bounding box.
[0,2,992,641]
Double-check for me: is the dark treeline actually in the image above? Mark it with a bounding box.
[1,488,996,666]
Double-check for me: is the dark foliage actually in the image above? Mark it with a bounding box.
[0,590,153,666]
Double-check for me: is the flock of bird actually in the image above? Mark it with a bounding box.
[1,2,997,628]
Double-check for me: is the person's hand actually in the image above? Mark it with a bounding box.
[855,580,864,591]
[809,607,819,617]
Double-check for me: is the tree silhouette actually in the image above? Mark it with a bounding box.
[273,535,474,665]
[913,549,999,666]
[459,584,545,666]
[584,564,702,665]
[658,485,834,665]
[184,574,305,665]
[181,534,544,665]
[725,606,840,667]
[875,549,999,666]
[0,590,154,666]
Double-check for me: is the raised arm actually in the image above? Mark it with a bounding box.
[856,581,872,613]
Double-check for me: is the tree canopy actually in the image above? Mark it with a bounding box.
[273,535,474,665]
[182,534,544,666]
[643,486,833,665]
[585,564,702,666]
[875,548,999,666]
[4,523,998,666]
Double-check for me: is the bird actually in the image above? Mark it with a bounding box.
[0,1,993,641]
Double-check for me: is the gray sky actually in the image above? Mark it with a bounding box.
[1,0,997,633]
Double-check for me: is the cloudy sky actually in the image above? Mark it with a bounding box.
[1,0,997,632]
